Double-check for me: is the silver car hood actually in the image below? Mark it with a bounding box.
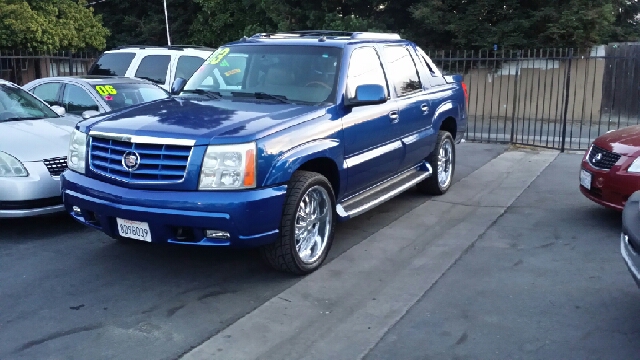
[0,115,81,162]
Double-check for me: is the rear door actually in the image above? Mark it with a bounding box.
[381,44,433,171]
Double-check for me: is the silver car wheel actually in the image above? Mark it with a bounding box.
[294,185,332,264]
[438,138,453,188]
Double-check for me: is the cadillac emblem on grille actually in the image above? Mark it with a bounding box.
[122,151,141,171]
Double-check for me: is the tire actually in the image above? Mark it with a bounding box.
[260,170,336,275]
[417,130,455,195]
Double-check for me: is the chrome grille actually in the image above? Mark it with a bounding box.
[89,137,192,183]
[42,157,67,177]
[587,145,621,170]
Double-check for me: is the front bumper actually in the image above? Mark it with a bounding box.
[621,193,640,288]
[579,157,640,211]
[61,171,287,247]
[0,161,64,218]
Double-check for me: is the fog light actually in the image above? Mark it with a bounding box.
[206,230,230,239]
[72,206,81,215]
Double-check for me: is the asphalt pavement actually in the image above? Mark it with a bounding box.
[3,143,635,360]
[0,142,509,360]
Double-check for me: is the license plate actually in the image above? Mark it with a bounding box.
[116,218,152,242]
[580,169,592,190]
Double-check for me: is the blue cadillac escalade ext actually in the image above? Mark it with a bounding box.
[62,31,468,274]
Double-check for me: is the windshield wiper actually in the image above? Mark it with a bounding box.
[181,89,222,99]
[231,92,295,104]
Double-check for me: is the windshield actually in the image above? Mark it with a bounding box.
[0,84,57,122]
[182,45,342,104]
[93,82,170,111]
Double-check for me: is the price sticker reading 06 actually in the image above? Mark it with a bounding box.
[95,85,117,96]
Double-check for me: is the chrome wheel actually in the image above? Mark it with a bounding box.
[438,138,453,188]
[295,185,332,264]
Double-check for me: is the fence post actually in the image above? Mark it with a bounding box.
[510,50,522,143]
[560,48,574,152]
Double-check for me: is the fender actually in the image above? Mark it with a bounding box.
[262,138,345,190]
[431,100,460,131]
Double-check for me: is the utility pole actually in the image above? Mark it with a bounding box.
[163,0,171,45]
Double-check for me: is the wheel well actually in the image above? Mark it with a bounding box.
[297,158,340,196]
[440,117,457,139]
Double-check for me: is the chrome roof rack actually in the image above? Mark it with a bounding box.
[250,30,402,41]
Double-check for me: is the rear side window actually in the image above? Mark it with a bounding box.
[88,52,135,76]
[175,55,206,81]
[31,82,62,106]
[383,46,423,97]
[135,55,171,84]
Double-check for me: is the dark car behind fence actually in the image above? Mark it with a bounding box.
[3,44,639,152]
[427,43,640,151]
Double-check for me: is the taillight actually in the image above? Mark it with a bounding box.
[461,82,469,108]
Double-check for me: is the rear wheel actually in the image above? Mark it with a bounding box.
[417,130,455,195]
[260,170,336,275]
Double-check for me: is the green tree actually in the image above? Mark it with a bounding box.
[92,0,201,49]
[0,0,109,51]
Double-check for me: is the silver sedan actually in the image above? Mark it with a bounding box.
[0,80,82,218]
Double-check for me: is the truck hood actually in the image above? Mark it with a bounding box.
[80,97,329,145]
[0,115,81,162]
[594,125,640,156]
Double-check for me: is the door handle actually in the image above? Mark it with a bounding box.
[389,111,399,123]
[421,104,429,113]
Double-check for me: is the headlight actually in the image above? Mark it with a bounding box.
[67,129,87,174]
[0,152,28,177]
[628,158,640,173]
[198,142,256,190]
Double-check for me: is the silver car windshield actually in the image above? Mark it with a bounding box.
[0,84,58,122]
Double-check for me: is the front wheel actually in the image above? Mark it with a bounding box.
[260,170,336,275]
[417,130,456,195]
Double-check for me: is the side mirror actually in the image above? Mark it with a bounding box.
[50,105,66,116]
[81,110,101,120]
[171,77,188,95]
[346,84,387,107]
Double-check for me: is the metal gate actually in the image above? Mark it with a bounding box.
[428,44,640,151]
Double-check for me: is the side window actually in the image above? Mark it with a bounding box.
[175,55,206,81]
[415,47,443,77]
[32,83,62,106]
[62,84,99,115]
[135,55,171,84]
[88,52,135,76]
[346,47,388,99]
[382,46,423,97]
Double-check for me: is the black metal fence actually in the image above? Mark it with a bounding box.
[0,50,98,86]
[428,44,640,151]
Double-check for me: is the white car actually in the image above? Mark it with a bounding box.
[86,45,215,91]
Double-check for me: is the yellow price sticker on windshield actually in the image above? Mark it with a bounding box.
[95,85,117,96]
[208,48,230,65]
[224,68,241,76]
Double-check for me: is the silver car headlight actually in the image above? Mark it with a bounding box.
[0,152,28,177]
[628,158,640,173]
[67,129,87,174]
[198,142,257,190]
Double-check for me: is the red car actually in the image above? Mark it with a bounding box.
[580,125,640,211]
